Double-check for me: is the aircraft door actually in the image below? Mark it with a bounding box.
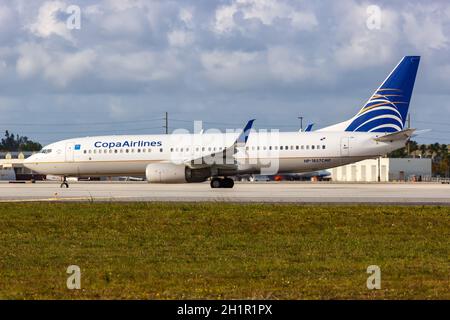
[340,137,350,157]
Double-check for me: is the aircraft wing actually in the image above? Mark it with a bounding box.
[185,119,255,169]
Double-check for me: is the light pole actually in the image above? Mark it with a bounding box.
[298,116,303,132]
[163,112,168,134]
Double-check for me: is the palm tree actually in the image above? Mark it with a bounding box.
[419,144,427,158]
[428,143,440,160]
[407,140,418,157]
[439,144,448,159]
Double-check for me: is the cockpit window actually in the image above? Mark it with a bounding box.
[40,149,52,154]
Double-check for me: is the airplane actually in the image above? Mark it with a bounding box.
[24,56,421,189]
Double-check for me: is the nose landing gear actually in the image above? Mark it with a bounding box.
[60,177,69,188]
[210,177,234,188]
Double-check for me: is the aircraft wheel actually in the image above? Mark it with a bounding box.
[223,178,234,188]
[210,178,222,188]
[60,182,69,188]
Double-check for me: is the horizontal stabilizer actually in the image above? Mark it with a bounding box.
[411,129,431,137]
[373,128,415,142]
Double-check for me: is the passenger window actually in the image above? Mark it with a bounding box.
[160,148,163,152]
[296,146,299,150]
[114,149,117,153]
[83,150,87,154]
[137,149,141,153]
[170,148,174,152]
[280,146,283,150]
[306,145,309,150]
[312,145,315,150]
[317,145,320,149]
[269,146,272,150]
[322,145,326,149]
[301,145,304,150]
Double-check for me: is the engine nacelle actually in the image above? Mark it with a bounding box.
[145,163,210,183]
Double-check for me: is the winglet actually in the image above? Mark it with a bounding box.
[236,119,255,144]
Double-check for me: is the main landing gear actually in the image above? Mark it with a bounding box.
[60,176,69,188]
[210,177,234,189]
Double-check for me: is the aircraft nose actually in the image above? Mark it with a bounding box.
[23,154,37,169]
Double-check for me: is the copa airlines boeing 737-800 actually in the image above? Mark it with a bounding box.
[24,56,420,188]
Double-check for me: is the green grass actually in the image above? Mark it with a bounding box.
[0,203,448,299]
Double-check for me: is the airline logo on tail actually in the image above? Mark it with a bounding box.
[345,87,407,132]
[345,56,420,133]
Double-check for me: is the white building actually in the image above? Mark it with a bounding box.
[330,157,432,182]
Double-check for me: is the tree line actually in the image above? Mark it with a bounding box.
[0,131,42,152]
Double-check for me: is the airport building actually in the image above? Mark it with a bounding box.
[330,157,432,182]
[0,152,36,180]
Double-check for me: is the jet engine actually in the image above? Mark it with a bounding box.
[145,163,210,183]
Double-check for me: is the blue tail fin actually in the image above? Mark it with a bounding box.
[304,123,314,132]
[344,56,420,133]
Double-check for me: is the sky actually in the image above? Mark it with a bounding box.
[0,0,449,145]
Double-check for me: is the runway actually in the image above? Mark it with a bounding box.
[0,181,449,204]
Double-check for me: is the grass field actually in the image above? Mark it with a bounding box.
[0,203,448,299]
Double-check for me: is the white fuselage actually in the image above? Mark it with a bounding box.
[24,131,405,178]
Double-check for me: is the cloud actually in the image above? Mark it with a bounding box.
[267,47,312,83]
[213,0,317,34]
[333,2,400,69]
[402,10,448,51]
[200,50,268,89]
[167,30,194,47]
[16,43,96,87]
[97,50,184,83]
[1,0,450,144]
